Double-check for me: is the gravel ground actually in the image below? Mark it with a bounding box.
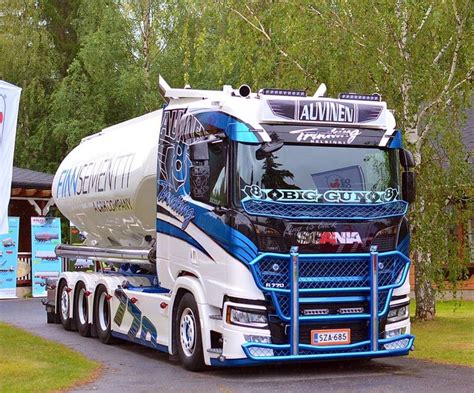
[0,298,472,393]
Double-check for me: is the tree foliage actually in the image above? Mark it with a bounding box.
[0,0,472,319]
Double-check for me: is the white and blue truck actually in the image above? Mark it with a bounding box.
[44,77,416,370]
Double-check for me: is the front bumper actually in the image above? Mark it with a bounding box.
[243,334,414,361]
[213,248,414,366]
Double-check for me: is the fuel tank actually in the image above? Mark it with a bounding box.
[52,110,162,248]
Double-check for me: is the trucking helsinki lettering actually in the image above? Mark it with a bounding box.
[56,153,135,198]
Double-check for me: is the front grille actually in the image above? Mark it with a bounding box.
[372,233,397,252]
[252,251,409,355]
[253,253,408,291]
[272,291,389,320]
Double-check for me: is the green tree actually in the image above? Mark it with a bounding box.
[204,0,473,319]
[0,0,60,170]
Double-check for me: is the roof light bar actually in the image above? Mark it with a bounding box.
[260,88,306,97]
[339,93,382,101]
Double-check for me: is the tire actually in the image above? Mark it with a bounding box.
[74,281,91,337]
[176,293,205,371]
[58,280,73,331]
[94,285,116,344]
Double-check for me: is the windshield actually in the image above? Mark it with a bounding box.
[236,144,400,204]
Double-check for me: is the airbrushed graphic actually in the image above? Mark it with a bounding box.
[242,184,399,203]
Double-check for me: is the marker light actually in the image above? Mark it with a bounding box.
[339,93,382,101]
[260,88,306,97]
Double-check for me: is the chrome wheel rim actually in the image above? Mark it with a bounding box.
[180,307,196,357]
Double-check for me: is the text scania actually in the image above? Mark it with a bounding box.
[56,154,135,198]
[296,231,362,246]
[299,101,354,123]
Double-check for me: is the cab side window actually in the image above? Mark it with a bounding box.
[190,139,228,206]
[208,141,227,205]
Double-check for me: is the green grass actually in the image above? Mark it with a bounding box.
[0,322,100,392]
[410,301,474,367]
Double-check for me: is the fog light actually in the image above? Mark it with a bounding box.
[385,327,405,339]
[244,335,271,344]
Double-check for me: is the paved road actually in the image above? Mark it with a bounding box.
[0,299,472,393]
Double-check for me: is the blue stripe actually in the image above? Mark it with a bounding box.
[111,331,168,353]
[156,219,211,258]
[195,111,260,143]
[189,203,258,263]
[389,130,403,149]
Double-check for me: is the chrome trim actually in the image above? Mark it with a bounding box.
[290,246,299,356]
[369,245,378,352]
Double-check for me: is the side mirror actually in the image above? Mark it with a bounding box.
[402,171,416,203]
[399,149,415,169]
[190,143,210,203]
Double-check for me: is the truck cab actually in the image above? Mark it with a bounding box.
[155,84,415,366]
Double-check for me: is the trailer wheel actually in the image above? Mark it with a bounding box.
[176,293,205,371]
[74,281,91,337]
[94,285,116,344]
[58,280,73,331]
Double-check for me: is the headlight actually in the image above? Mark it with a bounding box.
[387,303,409,323]
[226,306,268,329]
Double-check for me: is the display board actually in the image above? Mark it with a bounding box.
[31,217,61,297]
[0,217,19,298]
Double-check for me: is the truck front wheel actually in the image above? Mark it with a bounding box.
[176,293,205,371]
[74,281,91,337]
[94,285,115,344]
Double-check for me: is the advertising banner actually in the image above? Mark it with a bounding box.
[31,217,61,297]
[0,217,19,298]
[0,81,22,235]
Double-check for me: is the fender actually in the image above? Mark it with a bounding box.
[56,272,83,318]
[73,273,105,324]
[169,275,221,365]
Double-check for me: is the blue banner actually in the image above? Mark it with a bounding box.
[0,217,19,298]
[31,217,62,297]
